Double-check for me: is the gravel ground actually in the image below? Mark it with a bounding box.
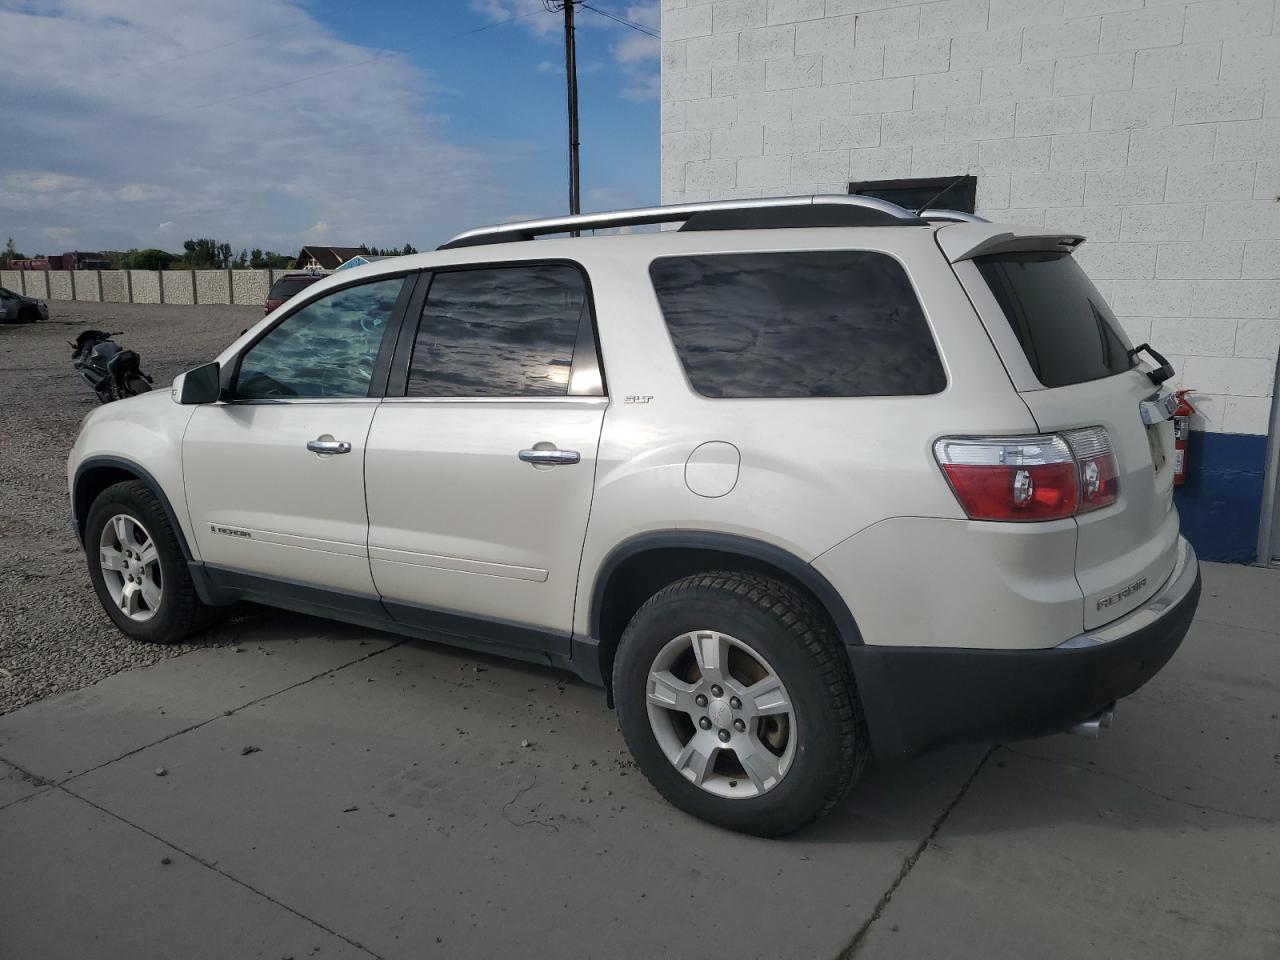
[0,301,262,714]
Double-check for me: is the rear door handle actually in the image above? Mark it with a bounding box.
[518,448,580,465]
[307,438,352,455]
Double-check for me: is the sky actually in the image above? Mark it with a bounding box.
[0,0,659,256]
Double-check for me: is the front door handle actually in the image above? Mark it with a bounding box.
[518,448,581,465]
[307,438,352,455]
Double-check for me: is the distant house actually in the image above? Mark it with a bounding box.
[294,246,365,270]
[336,254,394,272]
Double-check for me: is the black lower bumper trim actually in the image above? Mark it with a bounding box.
[849,570,1202,759]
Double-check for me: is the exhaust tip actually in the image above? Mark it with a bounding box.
[1069,704,1115,738]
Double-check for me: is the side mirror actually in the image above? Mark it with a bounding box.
[179,361,221,404]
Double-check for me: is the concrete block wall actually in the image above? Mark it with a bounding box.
[661,0,1280,435]
[195,270,232,305]
[48,272,72,300]
[100,271,130,303]
[24,271,48,299]
[130,271,162,304]
[232,269,270,307]
[72,270,101,302]
[162,271,195,305]
[17,268,281,305]
[662,0,1280,561]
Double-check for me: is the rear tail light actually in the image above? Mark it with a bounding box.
[934,428,1119,522]
[1061,427,1119,513]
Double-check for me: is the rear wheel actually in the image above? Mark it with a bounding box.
[613,571,867,836]
[85,480,212,643]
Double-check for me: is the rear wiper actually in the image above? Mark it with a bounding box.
[1128,343,1174,386]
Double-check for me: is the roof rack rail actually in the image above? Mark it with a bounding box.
[920,209,990,223]
[438,194,931,250]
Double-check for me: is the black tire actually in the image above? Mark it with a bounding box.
[18,306,40,324]
[124,376,152,396]
[85,480,212,644]
[613,571,867,837]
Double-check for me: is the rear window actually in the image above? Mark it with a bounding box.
[649,251,946,399]
[975,252,1135,389]
[268,275,320,300]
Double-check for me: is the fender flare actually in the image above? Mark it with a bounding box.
[588,530,914,758]
[72,455,195,560]
[589,530,865,648]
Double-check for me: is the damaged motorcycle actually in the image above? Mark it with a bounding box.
[70,330,154,403]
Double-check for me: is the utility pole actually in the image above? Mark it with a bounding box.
[558,0,581,219]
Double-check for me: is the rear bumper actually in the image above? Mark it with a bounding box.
[849,537,1201,759]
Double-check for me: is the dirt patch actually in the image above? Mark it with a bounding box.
[0,301,260,713]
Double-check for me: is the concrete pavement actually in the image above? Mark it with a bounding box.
[1,563,1277,960]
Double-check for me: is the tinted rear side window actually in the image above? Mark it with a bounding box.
[268,276,319,300]
[649,251,945,399]
[975,252,1134,388]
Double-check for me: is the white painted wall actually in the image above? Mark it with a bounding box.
[661,0,1280,435]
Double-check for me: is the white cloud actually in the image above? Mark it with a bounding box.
[470,0,563,37]
[0,0,528,253]
[476,0,659,101]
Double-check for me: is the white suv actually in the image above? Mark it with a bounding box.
[69,196,1201,836]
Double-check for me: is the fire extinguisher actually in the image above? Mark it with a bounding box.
[1172,389,1196,485]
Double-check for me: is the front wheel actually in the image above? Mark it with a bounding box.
[613,571,868,836]
[85,480,212,643]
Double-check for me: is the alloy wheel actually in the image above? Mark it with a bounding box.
[645,629,797,799]
[98,514,162,622]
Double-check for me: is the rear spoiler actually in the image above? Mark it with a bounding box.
[935,223,1085,263]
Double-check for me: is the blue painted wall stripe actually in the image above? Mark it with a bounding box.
[1173,430,1268,564]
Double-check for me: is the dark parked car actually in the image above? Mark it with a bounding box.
[264,273,322,315]
[0,286,49,323]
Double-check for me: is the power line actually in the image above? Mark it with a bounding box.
[578,3,659,38]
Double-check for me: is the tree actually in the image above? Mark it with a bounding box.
[401,243,418,256]
[1,237,23,268]
[126,248,174,270]
[180,238,235,269]
[249,248,266,269]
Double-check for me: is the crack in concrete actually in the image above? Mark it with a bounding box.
[1001,744,1280,824]
[836,748,995,960]
[0,640,409,957]
[60,639,406,788]
[0,760,55,812]
[0,639,404,806]
[58,782,385,959]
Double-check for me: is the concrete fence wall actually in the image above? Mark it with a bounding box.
[194,270,231,305]
[131,271,161,304]
[49,271,72,300]
[2,268,312,306]
[24,271,49,299]
[101,271,130,303]
[73,271,101,302]
[162,271,195,305]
